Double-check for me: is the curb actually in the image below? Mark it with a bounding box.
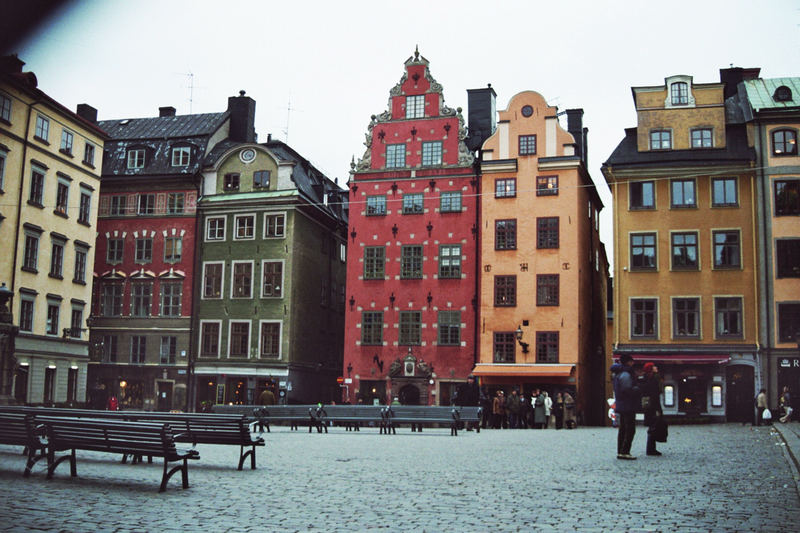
[772,423,800,499]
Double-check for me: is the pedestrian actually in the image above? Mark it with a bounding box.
[257,386,276,406]
[612,354,640,460]
[456,375,481,431]
[779,386,793,423]
[518,392,530,429]
[543,391,553,429]
[563,391,577,429]
[107,394,119,411]
[492,390,506,429]
[755,388,768,426]
[533,390,546,429]
[639,362,663,456]
[480,386,492,429]
[506,389,521,429]
[554,392,564,429]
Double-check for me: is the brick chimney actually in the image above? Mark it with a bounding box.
[566,108,588,167]
[719,67,761,99]
[159,106,176,117]
[466,84,497,152]
[228,90,256,143]
[76,104,98,123]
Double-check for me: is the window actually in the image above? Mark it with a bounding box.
[69,308,83,338]
[366,195,386,216]
[262,261,283,297]
[422,141,442,166]
[235,214,255,239]
[495,178,516,198]
[160,282,182,316]
[671,82,688,105]
[536,332,559,363]
[536,274,559,306]
[519,135,536,155]
[631,299,658,338]
[46,303,59,335]
[260,322,280,358]
[493,332,515,363]
[160,336,177,365]
[629,181,654,209]
[130,336,146,364]
[778,304,800,343]
[440,191,461,213]
[671,232,698,270]
[406,95,424,119]
[78,188,91,224]
[402,193,423,214]
[44,368,55,404]
[0,149,6,190]
[0,92,10,122]
[200,322,220,357]
[60,130,73,154]
[712,178,738,207]
[107,238,123,263]
[253,170,270,188]
[631,233,657,270]
[171,146,190,166]
[101,284,123,316]
[691,128,712,148]
[772,129,798,156]
[127,149,145,169]
[29,167,44,205]
[49,241,64,278]
[494,275,516,307]
[399,311,421,345]
[438,311,460,345]
[224,173,240,191]
[713,230,740,269]
[775,180,800,216]
[164,236,182,263]
[110,195,126,216]
[535,175,558,196]
[206,217,226,240]
[131,283,152,317]
[776,240,800,278]
[401,245,423,279]
[671,179,696,208]
[83,143,95,166]
[537,217,559,249]
[203,262,223,298]
[495,219,517,250]
[73,247,87,283]
[167,193,184,214]
[55,181,69,215]
[102,335,118,363]
[438,245,461,279]
[715,297,743,338]
[361,312,383,345]
[364,247,385,280]
[264,213,285,238]
[232,261,253,298]
[20,298,34,332]
[35,115,49,141]
[673,298,700,338]
[135,238,152,263]
[230,322,251,357]
[138,194,155,215]
[23,234,39,271]
[650,130,672,150]
[386,144,406,168]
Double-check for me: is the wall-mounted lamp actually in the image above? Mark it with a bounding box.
[347,362,353,377]
[429,179,436,190]
[350,182,358,193]
[515,325,530,354]
[426,221,433,237]
[391,224,399,237]
[410,127,417,138]
[350,228,357,242]
[426,291,432,305]
[391,182,398,194]
[471,224,478,238]
[443,123,451,134]
[389,292,395,306]
[470,177,477,189]
[349,296,355,311]
[373,354,384,373]
[378,130,386,141]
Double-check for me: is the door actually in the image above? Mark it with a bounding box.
[398,383,420,405]
[157,381,173,411]
[726,365,754,423]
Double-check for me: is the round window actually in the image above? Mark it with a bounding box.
[240,148,256,163]
[521,105,533,117]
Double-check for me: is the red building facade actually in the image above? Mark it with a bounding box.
[344,51,478,406]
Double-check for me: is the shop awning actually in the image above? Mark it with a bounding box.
[626,355,730,365]
[194,366,289,377]
[471,364,575,377]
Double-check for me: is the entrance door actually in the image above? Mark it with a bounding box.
[398,383,420,405]
[726,365,754,423]
[157,381,173,411]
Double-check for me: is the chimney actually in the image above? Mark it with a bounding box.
[0,54,25,74]
[228,90,256,143]
[566,108,588,167]
[76,104,98,123]
[466,84,497,152]
[719,67,761,99]
[159,106,176,117]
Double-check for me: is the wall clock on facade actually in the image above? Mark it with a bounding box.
[521,105,534,117]
[240,148,256,163]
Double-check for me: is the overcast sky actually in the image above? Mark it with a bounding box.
[12,0,800,266]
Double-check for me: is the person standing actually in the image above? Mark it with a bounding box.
[779,386,793,423]
[533,390,546,429]
[756,388,768,426]
[506,389,521,429]
[612,354,640,460]
[554,392,564,429]
[456,374,481,431]
[492,390,506,429]
[543,391,553,429]
[258,385,276,406]
[639,362,663,456]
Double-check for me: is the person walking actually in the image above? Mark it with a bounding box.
[639,362,663,456]
[779,386,793,423]
[492,390,506,429]
[456,374,481,431]
[612,354,640,460]
[756,388,768,426]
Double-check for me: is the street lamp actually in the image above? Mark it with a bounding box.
[515,325,529,354]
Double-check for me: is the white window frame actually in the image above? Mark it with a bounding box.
[206,216,226,241]
[0,148,6,190]
[228,320,252,359]
[405,95,425,119]
[171,146,191,166]
[257,320,283,359]
[199,319,222,358]
[60,129,74,154]
[127,149,145,169]
[234,213,256,240]
[0,92,11,122]
[261,259,284,299]
[263,212,286,239]
[421,141,442,166]
[202,261,225,300]
[231,260,254,299]
[35,114,49,141]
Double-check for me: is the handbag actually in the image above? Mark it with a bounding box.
[762,408,772,420]
[654,417,668,443]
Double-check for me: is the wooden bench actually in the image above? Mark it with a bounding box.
[384,406,461,435]
[253,405,322,433]
[0,412,47,476]
[34,416,199,492]
[314,405,387,433]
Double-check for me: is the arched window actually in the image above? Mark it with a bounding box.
[772,129,798,156]
[671,82,688,105]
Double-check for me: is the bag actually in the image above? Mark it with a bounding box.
[641,396,651,411]
[762,408,772,421]
[654,417,668,443]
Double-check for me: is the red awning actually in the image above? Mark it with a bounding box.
[625,355,730,365]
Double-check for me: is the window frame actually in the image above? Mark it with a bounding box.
[259,321,281,359]
[234,214,256,240]
[19,297,34,332]
[46,302,60,335]
[772,128,798,156]
[536,274,559,306]
[78,188,91,224]
[776,239,800,278]
[400,245,423,279]
[495,178,516,198]
[421,141,443,166]
[137,193,155,215]
[670,231,699,270]
[438,244,462,279]
[361,311,383,345]
[494,275,517,307]
[402,193,424,215]
[164,236,182,263]
[439,191,462,213]
[493,332,515,363]
[160,282,182,317]
[366,195,387,216]
[712,177,738,207]
[231,260,254,299]
[386,143,406,168]
[49,240,64,278]
[83,143,95,166]
[535,332,559,363]
[712,230,741,269]
[363,246,385,280]
[649,130,672,150]
[630,232,658,271]
[130,336,147,364]
[673,297,701,339]
[519,134,536,155]
[127,148,145,169]
[671,82,689,105]
[495,219,517,250]
[264,213,286,238]
[100,283,123,317]
[536,176,558,196]
[29,167,45,206]
[714,296,743,339]
[253,170,271,189]
[134,237,153,263]
[73,246,87,284]
[691,128,713,148]
[60,129,74,155]
[199,321,221,357]
[202,261,224,299]
[160,336,177,365]
[167,192,184,214]
[261,260,284,298]
[171,146,191,167]
[0,92,10,122]
[398,310,422,345]
[437,310,461,346]
[35,114,49,141]
[206,216,226,241]
[23,233,39,272]
[109,195,127,216]
[774,180,800,216]
[631,298,659,338]
[536,217,559,249]
[229,321,252,358]
[778,303,800,343]
[405,95,425,119]
[629,181,655,210]
[670,178,697,208]
[130,282,152,317]
[107,237,124,264]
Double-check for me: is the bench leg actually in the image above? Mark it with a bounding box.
[47,449,76,479]
[161,458,189,493]
[23,445,45,477]
[238,445,257,471]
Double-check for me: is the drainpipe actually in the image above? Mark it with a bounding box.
[186,174,203,412]
[756,123,771,401]
[11,100,37,293]
[472,151,482,370]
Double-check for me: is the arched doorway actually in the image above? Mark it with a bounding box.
[398,383,420,405]
[726,365,754,423]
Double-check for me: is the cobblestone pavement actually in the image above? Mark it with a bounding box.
[0,422,799,532]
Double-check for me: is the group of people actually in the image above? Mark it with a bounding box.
[756,385,794,425]
[611,354,664,460]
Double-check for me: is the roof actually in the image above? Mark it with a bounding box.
[742,77,800,111]
[98,112,228,140]
[603,124,754,171]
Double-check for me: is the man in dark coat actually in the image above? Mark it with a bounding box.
[456,375,481,430]
[639,362,663,456]
[612,354,640,459]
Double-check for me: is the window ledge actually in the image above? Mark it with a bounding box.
[72,279,86,285]
[27,200,44,209]
[81,160,95,169]
[59,149,74,158]
[21,266,38,274]
[33,136,49,145]
[53,210,69,219]
[77,219,91,227]
[48,273,63,280]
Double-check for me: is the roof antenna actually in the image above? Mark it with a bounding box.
[283,95,292,144]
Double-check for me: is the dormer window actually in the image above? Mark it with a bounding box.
[224,173,240,191]
[650,130,672,150]
[406,95,424,119]
[671,82,688,105]
[127,149,145,169]
[774,85,793,103]
[171,146,190,166]
[253,170,270,189]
